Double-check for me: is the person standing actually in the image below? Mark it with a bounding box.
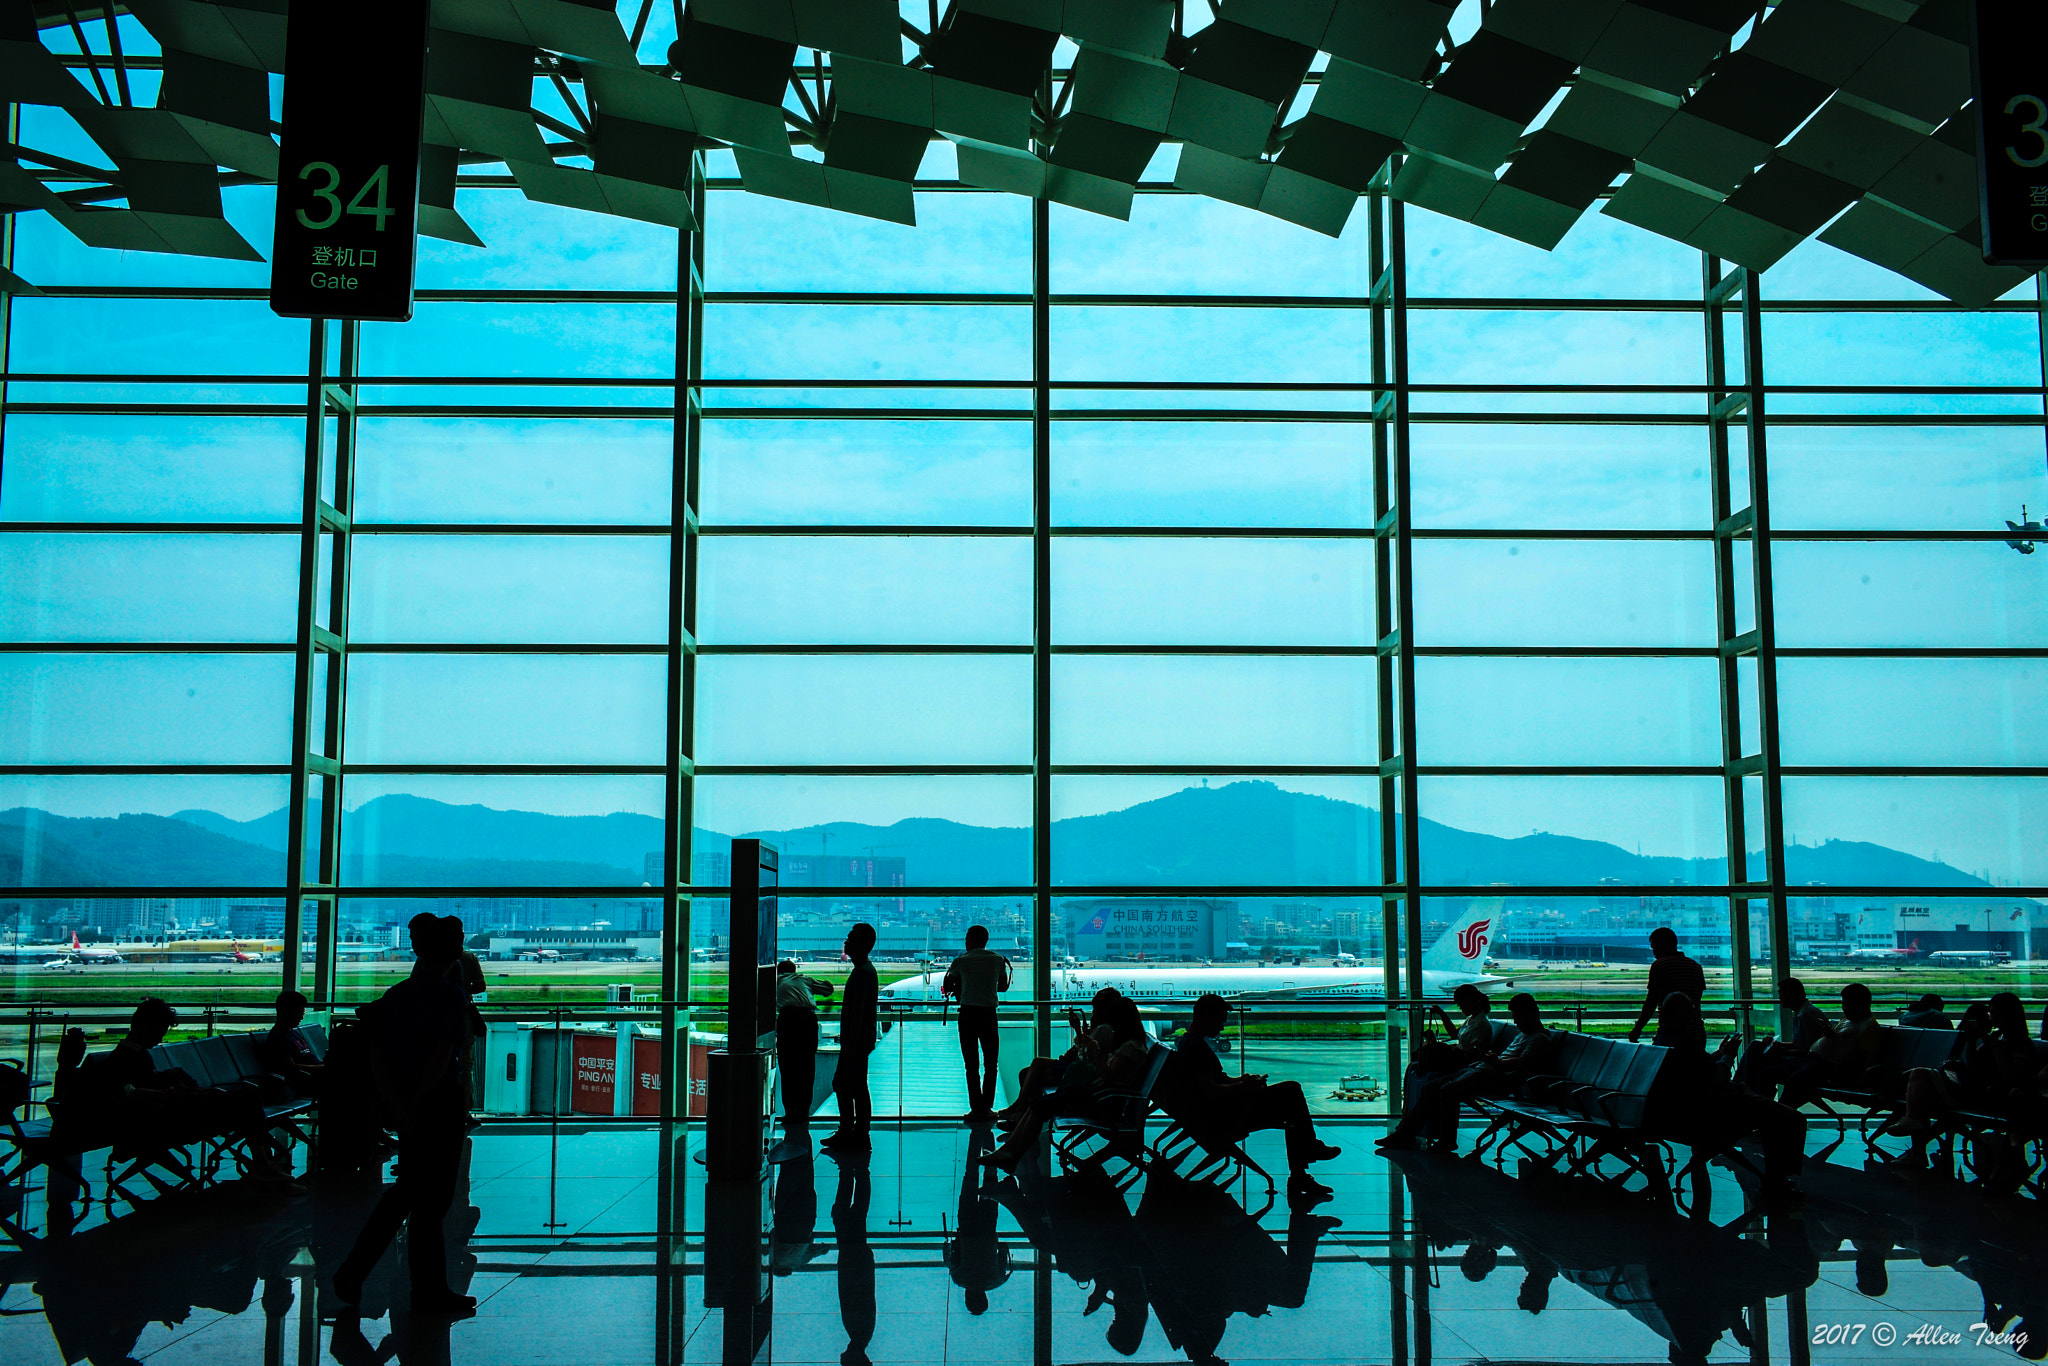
[1627,927,1706,1043]
[822,924,877,1153]
[775,958,834,1148]
[333,914,476,1316]
[943,925,1012,1124]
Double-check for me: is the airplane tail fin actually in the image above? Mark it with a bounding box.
[1423,902,1498,975]
[70,931,80,951]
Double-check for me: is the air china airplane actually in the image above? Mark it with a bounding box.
[877,904,1505,1010]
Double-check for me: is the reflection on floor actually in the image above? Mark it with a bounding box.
[0,1120,2042,1365]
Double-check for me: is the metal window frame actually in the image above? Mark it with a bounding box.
[2,182,2046,1046]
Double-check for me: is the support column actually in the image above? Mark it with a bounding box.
[285,319,355,1004]
[662,159,706,1127]
[1031,194,1052,1059]
[1388,199,1425,1047]
[1704,260,1786,1037]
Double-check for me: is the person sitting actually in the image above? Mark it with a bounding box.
[977,995,1149,1173]
[1164,993,1342,1193]
[1900,994,1952,1030]
[1874,994,2039,1170]
[256,990,325,1098]
[1377,984,1502,1150]
[1627,927,1705,1043]
[70,997,301,1190]
[1739,977,1835,1109]
[1380,993,1556,1153]
[994,988,1123,1129]
[1649,992,1805,1200]
[1814,983,1885,1091]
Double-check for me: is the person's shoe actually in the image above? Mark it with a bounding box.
[1287,1172,1334,1205]
[1427,1136,1459,1154]
[410,1290,477,1317]
[819,1128,869,1152]
[1374,1133,1417,1151]
[332,1264,365,1307]
[1301,1140,1342,1166]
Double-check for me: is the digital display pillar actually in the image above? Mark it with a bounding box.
[1971,0,2048,266]
[269,0,430,321]
[705,839,777,1180]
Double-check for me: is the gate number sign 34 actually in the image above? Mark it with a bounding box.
[295,163,396,232]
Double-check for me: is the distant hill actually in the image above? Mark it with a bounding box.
[0,810,283,887]
[1,782,1992,892]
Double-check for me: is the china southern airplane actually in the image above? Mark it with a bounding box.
[877,904,1504,1010]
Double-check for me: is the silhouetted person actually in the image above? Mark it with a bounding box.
[333,914,476,1316]
[1900,993,1952,1030]
[1379,983,1500,1150]
[944,925,1012,1123]
[948,1128,1013,1313]
[772,1155,820,1275]
[1386,992,1556,1151]
[776,959,832,1149]
[1876,992,2042,1174]
[1650,991,1804,1200]
[439,916,485,1117]
[996,987,1124,1127]
[1169,992,1341,1193]
[1628,927,1705,1043]
[258,989,325,1097]
[822,923,877,1153]
[831,1154,876,1366]
[71,996,300,1188]
[1739,976,1833,1109]
[1814,981,1883,1090]
[978,994,1150,1173]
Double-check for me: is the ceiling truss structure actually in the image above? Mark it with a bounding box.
[0,0,2029,303]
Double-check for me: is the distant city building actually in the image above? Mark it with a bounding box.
[691,850,731,888]
[781,854,907,889]
[228,901,286,939]
[483,927,661,961]
[1062,899,1238,960]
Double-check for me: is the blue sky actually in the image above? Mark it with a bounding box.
[6,115,2048,884]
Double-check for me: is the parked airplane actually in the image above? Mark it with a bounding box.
[1846,940,1920,961]
[877,904,1504,1010]
[7,933,126,967]
[63,932,123,966]
[1925,948,2011,966]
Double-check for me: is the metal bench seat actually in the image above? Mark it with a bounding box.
[1048,1044,1169,1194]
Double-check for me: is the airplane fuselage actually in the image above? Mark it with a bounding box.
[881,962,1500,1008]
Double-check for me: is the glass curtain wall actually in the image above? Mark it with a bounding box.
[4,157,2045,1113]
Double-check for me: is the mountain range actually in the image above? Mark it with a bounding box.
[0,781,1992,893]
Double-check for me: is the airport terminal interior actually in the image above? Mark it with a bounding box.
[4,0,2048,1363]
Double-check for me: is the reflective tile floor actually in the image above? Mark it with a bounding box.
[0,1121,2043,1366]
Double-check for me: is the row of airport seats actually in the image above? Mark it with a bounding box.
[0,1026,327,1213]
[1468,1032,1675,1198]
[1814,1025,2048,1195]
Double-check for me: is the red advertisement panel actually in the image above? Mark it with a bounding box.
[689,1041,711,1116]
[571,1031,615,1114]
[632,1036,663,1116]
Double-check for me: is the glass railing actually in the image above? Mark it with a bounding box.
[7,988,2039,1124]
